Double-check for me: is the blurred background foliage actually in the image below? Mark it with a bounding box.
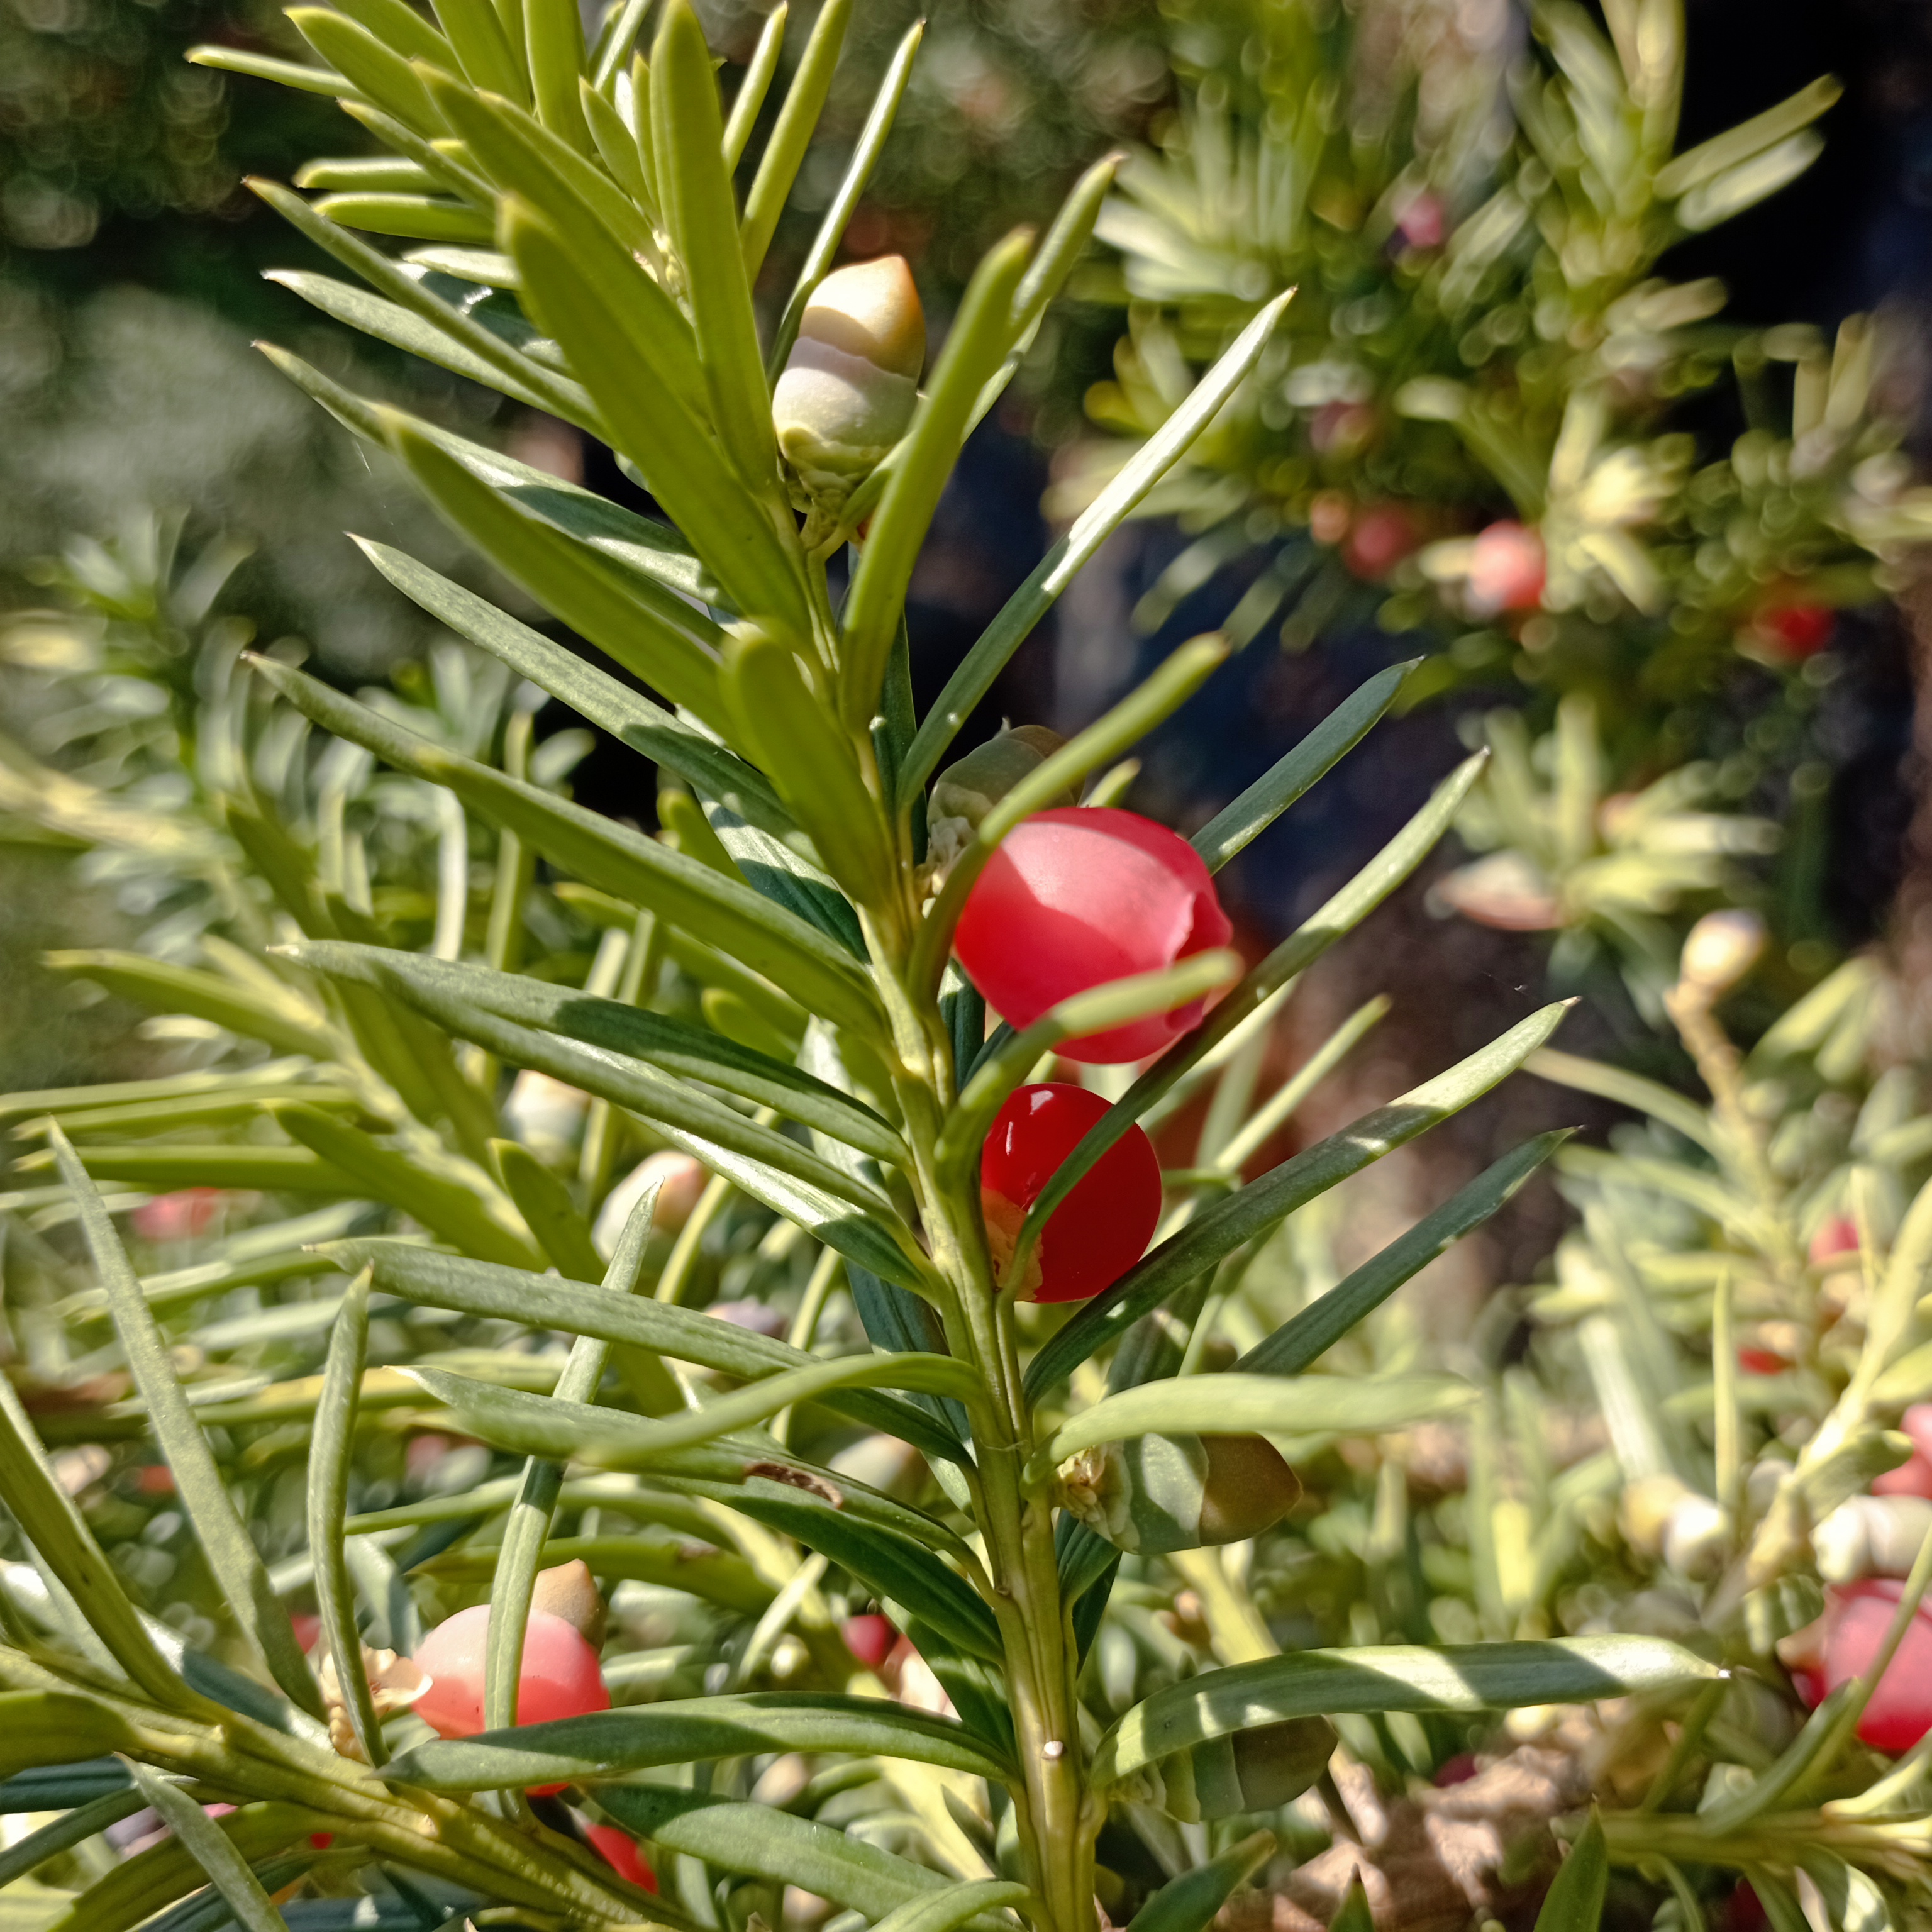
[11,0,1932,1922]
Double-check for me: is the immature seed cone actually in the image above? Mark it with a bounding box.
[928,726,1073,867]
[772,256,925,511]
[1121,1714,1338,1821]
[1057,1433,1299,1555]
[1677,909,1766,999]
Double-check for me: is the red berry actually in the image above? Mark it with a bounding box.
[1814,1580,1932,1751]
[1465,522,1545,613]
[132,1188,228,1242]
[1736,1348,1790,1377]
[1726,1882,1768,1932]
[1341,503,1419,580]
[1762,604,1835,657]
[843,1613,897,1672]
[980,1083,1162,1302]
[953,808,1233,1065]
[584,1821,657,1893]
[1810,1216,1860,1265]
[413,1605,609,1793]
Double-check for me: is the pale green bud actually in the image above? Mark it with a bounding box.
[773,256,925,509]
[927,725,1074,866]
[1057,1433,1300,1557]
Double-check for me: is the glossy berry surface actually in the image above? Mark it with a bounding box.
[1466,521,1546,613]
[1795,1580,1932,1750]
[980,1083,1162,1302]
[413,1605,609,1791]
[953,808,1232,1064]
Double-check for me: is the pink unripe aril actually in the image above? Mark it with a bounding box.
[1341,502,1419,580]
[1790,1579,1932,1751]
[412,1604,609,1791]
[843,1613,897,1672]
[953,807,1233,1065]
[1875,1404,1932,1499]
[1465,521,1545,614]
[980,1083,1162,1302]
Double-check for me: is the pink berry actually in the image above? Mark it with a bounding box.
[1810,1216,1860,1265]
[132,1187,229,1242]
[1465,522,1545,614]
[843,1613,897,1672]
[953,808,1233,1065]
[413,1605,609,1792]
[584,1821,657,1892]
[1813,1580,1932,1751]
[1341,503,1419,580]
[1874,1453,1932,1500]
[980,1083,1162,1302]
[1396,192,1446,249]
[1876,1406,1932,1498]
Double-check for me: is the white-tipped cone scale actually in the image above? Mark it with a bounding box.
[772,256,926,517]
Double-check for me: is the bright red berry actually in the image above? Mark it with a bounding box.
[980,1083,1162,1302]
[413,1605,609,1793]
[1465,521,1545,614]
[953,808,1233,1065]
[1760,603,1836,657]
[1797,1579,1932,1750]
[843,1613,897,1672]
[584,1821,657,1893]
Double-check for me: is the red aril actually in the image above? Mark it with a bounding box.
[584,1821,657,1892]
[953,808,1232,1065]
[1465,522,1546,613]
[1341,503,1419,579]
[843,1613,897,1672]
[413,1605,609,1792]
[980,1083,1162,1302]
[1800,1579,1932,1750]
[1810,1216,1859,1265]
[1761,604,1835,657]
